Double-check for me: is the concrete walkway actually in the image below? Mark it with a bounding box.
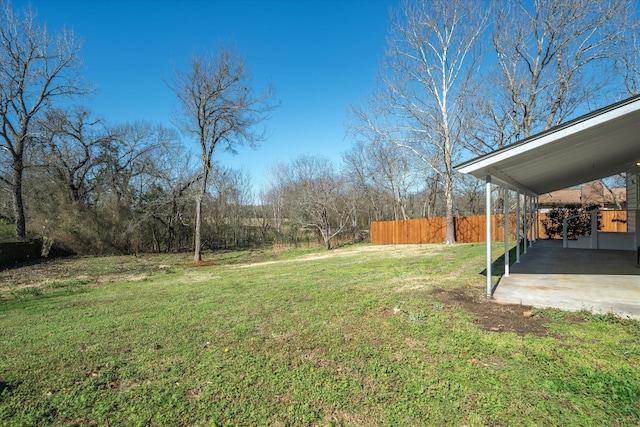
[494,240,640,319]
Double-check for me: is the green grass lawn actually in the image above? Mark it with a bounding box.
[1,243,639,426]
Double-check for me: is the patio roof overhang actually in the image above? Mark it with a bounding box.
[456,94,640,196]
[455,94,640,299]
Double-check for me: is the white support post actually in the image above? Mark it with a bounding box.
[516,190,521,263]
[533,196,540,242]
[523,194,528,254]
[503,188,510,277]
[486,175,492,298]
[528,196,533,247]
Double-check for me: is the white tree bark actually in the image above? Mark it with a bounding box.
[352,0,489,244]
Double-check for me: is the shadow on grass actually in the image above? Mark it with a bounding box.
[0,380,18,395]
[475,243,522,296]
[0,257,49,273]
[480,241,522,278]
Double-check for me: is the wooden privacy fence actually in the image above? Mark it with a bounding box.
[593,210,628,233]
[370,215,515,244]
[370,210,628,244]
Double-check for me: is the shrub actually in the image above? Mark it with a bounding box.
[542,203,601,239]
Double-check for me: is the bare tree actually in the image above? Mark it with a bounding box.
[454,174,485,215]
[23,117,181,254]
[465,78,518,156]
[132,144,199,253]
[352,0,489,244]
[492,0,635,141]
[617,24,640,96]
[274,155,352,250]
[206,165,254,248]
[97,122,172,207]
[342,141,388,222]
[263,172,286,244]
[0,1,89,240]
[35,107,112,205]
[253,189,273,245]
[167,47,276,261]
[343,139,422,221]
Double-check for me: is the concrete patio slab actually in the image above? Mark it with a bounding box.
[493,240,640,319]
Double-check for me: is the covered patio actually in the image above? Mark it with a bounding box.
[494,240,640,319]
[456,94,640,315]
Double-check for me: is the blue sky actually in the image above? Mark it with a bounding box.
[17,0,398,191]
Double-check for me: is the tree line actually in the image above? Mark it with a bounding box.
[1,0,638,256]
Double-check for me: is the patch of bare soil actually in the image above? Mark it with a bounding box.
[432,287,551,336]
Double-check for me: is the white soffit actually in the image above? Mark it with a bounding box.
[456,95,640,195]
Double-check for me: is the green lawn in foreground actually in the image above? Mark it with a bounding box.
[0,243,639,426]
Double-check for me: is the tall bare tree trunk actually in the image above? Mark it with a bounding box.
[444,158,455,244]
[442,91,456,244]
[194,191,204,262]
[12,157,26,240]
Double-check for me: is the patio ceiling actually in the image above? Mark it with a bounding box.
[456,94,640,195]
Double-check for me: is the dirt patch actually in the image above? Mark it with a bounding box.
[432,287,551,336]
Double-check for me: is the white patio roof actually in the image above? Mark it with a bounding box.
[456,94,640,195]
